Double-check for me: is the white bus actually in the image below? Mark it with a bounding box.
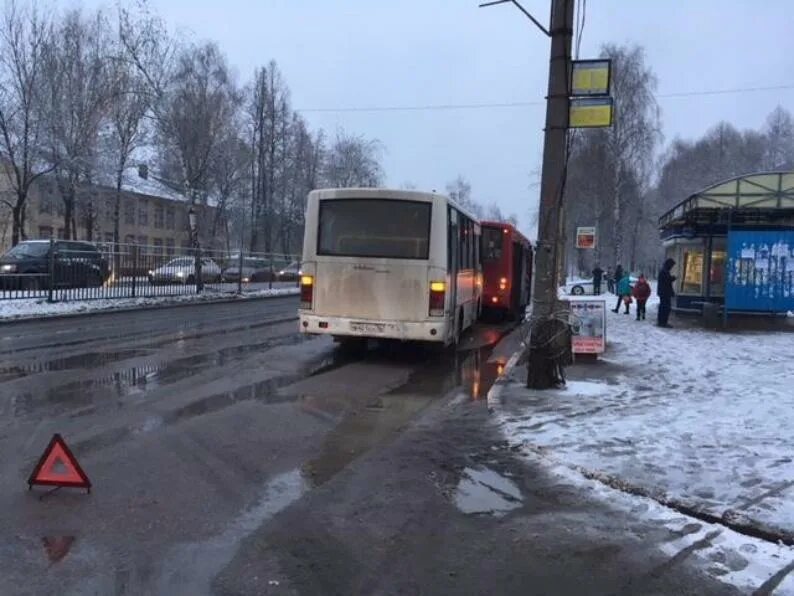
[298,188,482,346]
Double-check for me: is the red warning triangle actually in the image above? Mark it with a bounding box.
[28,434,91,492]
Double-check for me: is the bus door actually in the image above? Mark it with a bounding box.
[448,207,459,325]
[511,240,523,312]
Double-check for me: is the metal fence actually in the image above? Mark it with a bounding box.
[0,239,301,303]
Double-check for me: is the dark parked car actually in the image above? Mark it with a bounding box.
[222,257,273,283]
[0,240,110,290]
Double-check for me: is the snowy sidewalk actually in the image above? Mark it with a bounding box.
[0,287,299,322]
[491,298,794,590]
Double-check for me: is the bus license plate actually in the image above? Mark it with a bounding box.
[350,322,387,334]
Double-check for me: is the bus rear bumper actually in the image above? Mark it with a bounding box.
[299,313,448,343]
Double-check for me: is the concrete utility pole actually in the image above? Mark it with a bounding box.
[480,0,575,388]
[525,0,574,388]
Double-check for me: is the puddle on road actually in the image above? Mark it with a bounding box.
[7,334,309,418]
[156,469,308,595]
[388,342,507,403]
[300,328,512,487]
[74,375,304,455]
[454,467,523,516]
[0,350,151,382]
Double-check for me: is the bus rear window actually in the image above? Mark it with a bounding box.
[318,199,431,259]
[482,227,504,261]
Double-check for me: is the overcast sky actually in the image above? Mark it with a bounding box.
[85,0,794,237]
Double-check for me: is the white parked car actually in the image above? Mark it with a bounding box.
[148,257,222,285]
[564,275,637,296]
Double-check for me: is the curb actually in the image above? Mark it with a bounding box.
[0,290,300,326]
[486,344,523,406]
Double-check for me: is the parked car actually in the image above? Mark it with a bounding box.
[0,240,109,290]
[221,257,273,283]
[148,257,222,285]
[564,275,638,296]
[276,261,302,281]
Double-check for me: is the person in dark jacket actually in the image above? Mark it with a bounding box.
[611,264,625,311]
[606,267,614,293]
[632,274,652,320]
[613,265,624,295]
[657,258,676,327]
[592,265,604,295]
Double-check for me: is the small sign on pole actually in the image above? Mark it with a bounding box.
[571,59,611,97]
[576,226,597,249]
[570,97,614,128]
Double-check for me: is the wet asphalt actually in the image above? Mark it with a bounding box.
[0,297,513,595]
[0,300,745,595]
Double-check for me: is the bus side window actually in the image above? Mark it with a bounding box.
[458,217,465,270]
[474,228,481,269]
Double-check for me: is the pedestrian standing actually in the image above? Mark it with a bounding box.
[613,272,633,314]
[657,258,676,328]
[592,265,604,295]
[606,267,614,293]
[611,265,624,311]
[613,265,624,295]
[632,274,651,320]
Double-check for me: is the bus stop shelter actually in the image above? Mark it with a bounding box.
[659,171,794,316]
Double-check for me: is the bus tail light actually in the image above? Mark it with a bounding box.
[300,275,314,309]
[499,277,508,291]
[429,281,445,316]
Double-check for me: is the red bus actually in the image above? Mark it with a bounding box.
[480,221,533,319]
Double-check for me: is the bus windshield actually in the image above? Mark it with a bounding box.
[318,199,431,259]
[482,227,504,261]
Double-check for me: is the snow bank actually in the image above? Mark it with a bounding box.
[494,303,794,540]
[0,288,299,322]
[535,456,794,594]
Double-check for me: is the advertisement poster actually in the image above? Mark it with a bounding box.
[727,231,794,312]
[570,299,606,354]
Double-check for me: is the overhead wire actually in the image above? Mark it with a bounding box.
[296,84,793,114]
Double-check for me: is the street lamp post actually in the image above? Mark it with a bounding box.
[188,205,203,294]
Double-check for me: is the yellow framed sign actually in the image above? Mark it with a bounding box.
[571,59,611,97]
[569,97,614,128]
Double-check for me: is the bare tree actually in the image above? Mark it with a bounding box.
[657,121,770,213]
[279,116,323,254]
[445,175,483,216]
[208,114,249,247]
[563,43,661,270]
[104,14,151,250]
[763,106,794,170]
[0,1,53,245]
[247,61,291,252]
[154,42,238,214]
[323,129,383,189]
[601,44,660,266]
[42,8,114,240]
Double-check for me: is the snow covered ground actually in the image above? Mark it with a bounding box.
[492,294,794,591]
[0,287,299,321]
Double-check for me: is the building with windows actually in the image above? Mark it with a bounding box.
[659,171,794,315]
[0,165,226,255]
